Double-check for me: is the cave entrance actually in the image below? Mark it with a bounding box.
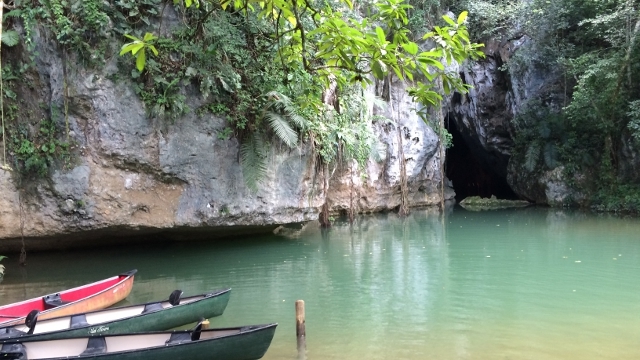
[445,117,519,202]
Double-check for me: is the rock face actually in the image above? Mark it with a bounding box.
[447,40,516,179]
[327,78,453,213]
[447,35,576,204]
[0,29,451,250]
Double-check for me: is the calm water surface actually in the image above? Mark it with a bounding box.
[1,207,639,359]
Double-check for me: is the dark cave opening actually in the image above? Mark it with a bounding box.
[445,116,519,203]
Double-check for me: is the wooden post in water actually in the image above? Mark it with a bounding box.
[295,300,306,360]
[201,319,210,330]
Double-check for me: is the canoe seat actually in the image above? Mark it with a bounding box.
[166,322,202,345]
[169,290,183,306]
[0,343,27,359]
[70,314,89,328]
[165,332,192,345]
[0,327,26,339]
[141,302,164,314]
[80,336,107,355]
[43,293,69,310]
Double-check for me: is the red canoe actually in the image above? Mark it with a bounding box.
[0,269,136,326]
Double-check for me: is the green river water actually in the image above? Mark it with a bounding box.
[1,206,639,359]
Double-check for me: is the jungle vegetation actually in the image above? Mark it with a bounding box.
[450,0,640,212]
[0,0,481,186]
[3,0,638,213]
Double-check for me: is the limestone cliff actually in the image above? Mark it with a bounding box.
[0,28,452,250]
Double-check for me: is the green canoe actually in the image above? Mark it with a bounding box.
[0,288,230,342]
[0,322,277,360]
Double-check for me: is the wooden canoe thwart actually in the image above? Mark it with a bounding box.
[0,322,277,360]
[0,288,231,342]
[0,270,137,327]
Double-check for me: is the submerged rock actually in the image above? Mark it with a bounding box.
[459,195,530,211]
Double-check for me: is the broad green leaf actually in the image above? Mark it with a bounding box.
[143,32,157,42]
[442,15,455,26]
[391,65,403,80]
[136,50,146,72]
[422,31,435,40]
[405,71,413,81]
[130,43,145,55]
[457,11,468,25]
[375,26,386,43]
[419,50,443,58]
[416,56,444,70]
[372,60,385,79]
[120,43,143,55]
[124,34,140,41]
[401,42,418,55]
[148,45,159,56]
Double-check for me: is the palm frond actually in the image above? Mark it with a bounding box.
[3,9,22,20]
[240,132,268,191]
[265,111,298,148]
[284,107,308,130]
[2,30,20,47]
[525,142,540,172]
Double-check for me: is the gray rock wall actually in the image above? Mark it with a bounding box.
[0,28,450,250]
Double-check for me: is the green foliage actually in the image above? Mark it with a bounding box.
[308,86,384,168]
[460,0,519,39]
[511,101,567,174]
[119,33,159,72]
[1,30,20,47]
[111,0,161,33]
[10,117,69,177]
[1,65,70,178]
[45,0,111,59]
[593,184,640,213]
[627,100,640,144]
[486,0,640,212]
[240,91,308,190]
[260,91,307,148]
[10,0,482,191]
[240,132,269,191]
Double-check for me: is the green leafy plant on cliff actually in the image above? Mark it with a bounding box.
[119,33,159,72]
[241,91,309,190]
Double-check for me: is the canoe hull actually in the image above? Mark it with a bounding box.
[0,270,136,327]
[37,274,135,322]
[96,325,276,360]
[2,324,277,360]
[3,289,231,342]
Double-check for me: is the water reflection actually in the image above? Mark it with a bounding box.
[1,207,639,359]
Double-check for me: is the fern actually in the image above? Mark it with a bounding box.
[262,91,308,148]
[240,132,268,191]
[1,31,19,47]
[525,142,540,172]
[264,112,298,148]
